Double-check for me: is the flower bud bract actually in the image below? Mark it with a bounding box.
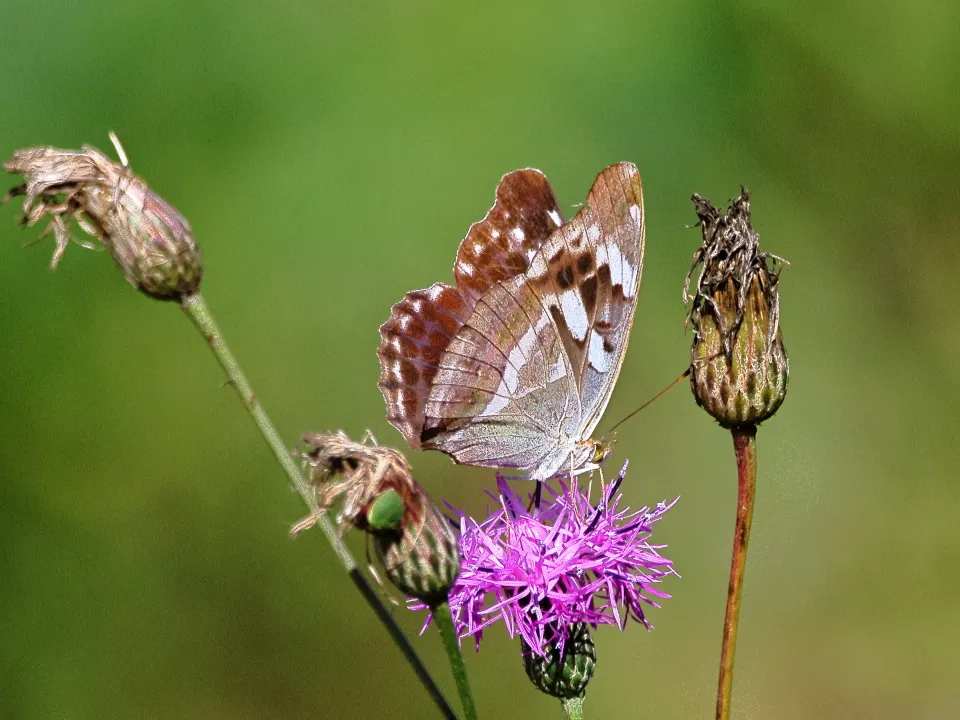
[522,622,596,700]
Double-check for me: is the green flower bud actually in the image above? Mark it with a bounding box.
[374,498,460,607]
[684,189,789,429]
[4,134,203,300]
[522,622,596,700]
[297,431,460,605]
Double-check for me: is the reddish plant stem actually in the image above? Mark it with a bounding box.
[716,425,758,720]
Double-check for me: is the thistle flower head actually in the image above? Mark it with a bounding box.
[4,134,203,300]
[684,189,789,428]
[295,431,460,605]
[414,462,676,657]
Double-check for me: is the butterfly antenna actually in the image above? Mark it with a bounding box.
[608,367,692,434]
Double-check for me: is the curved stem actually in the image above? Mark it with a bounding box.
[181,292,456,720]
[716,425,758,720]
[433,602,478,720]
[561,696,584,720]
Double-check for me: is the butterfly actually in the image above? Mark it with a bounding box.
[377,162,644,481]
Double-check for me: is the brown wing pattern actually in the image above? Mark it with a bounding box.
[378,169,564,451]
[378,284,471,448]
[453,168,564,305]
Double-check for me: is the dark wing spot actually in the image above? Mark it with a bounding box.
[581,275,598,315]
[576,253,593,274]
[556,265,574,289]
[597,263,612,292]
[602,337,614,353]
[421,426,445,443]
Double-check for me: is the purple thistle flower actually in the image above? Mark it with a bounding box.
[413,461,677,657]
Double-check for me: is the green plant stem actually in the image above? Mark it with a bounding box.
[180,292,457,720]
[560,696,584,720]
[433,601,478,720]
[716,425,758,720]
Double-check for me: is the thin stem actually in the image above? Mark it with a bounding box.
[350,570,456,719]
[716,425,758,720]
[180,292,456,720]
[561,696,585,720]
[433,602,478,720]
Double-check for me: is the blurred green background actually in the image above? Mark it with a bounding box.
[2,1,958,718]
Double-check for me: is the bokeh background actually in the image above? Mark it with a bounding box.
[2,2,958,718]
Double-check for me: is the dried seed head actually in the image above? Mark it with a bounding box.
[296,431,460,605]
[684,189,789,429]
[4,134,203,300]
[522,623,596,700]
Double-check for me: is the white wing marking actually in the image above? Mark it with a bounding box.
[559,288,589,341]
[587,332,612,372]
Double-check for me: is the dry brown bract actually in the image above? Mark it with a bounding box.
[684,189,787,357]
[292,430,425,536]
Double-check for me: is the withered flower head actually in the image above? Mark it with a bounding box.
[295,431,460,606]
[684,189,788,429]
[3,133,203,300]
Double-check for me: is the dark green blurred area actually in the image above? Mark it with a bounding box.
[2,1,958,718]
